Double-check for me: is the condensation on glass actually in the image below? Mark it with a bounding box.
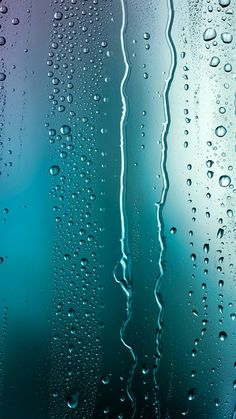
[0,0,235,418]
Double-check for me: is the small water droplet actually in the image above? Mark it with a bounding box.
[224,63,232,72]
[219,107,226,114]
[217,228,224,239]
[101,376,110,385]
[215,398,220,407]
[219,331,227,341]
[81,258,89,267]
[68,308,75,318]
[206,160,214,168]
[227,209,233,217]
[0,36,6,46]
[203,243,209,253]
[188,388,196,401]
[50,165,60,176]
[143,32,150,40]
[93,94,101,101]
[142,364,149,375]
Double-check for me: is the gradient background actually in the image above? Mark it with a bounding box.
[0,0,235,418]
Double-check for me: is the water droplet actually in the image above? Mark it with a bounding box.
[81,258,89,267]
[0,73,6,81]
[219,175,231,187]
[188,388,196,401]
[0,36,6,46]
[11,18,19,25]
[142,364,149,375]
[221,32,233,43]
[215,398,220,407]
[203,243,209,253]
[101,376,110,385]
[143,32,150,40]
[227,209,233,217]
[93,94,101,101]
[219,0,230,6]
[0,6,8,14]
[215,125,227,137]
[50,165,60,176]
[217,228,224,239]
[0,257,4,264]
[170,227,177,235]
[60,125,71,135]
[203,28,217,41]
[54,11,63,20]
[219,107,226,114]
[219,331,227,341]
[224,63,232,72]
[67,391,79,409]
[210,56,220,67]
[206,160,214,168]
[68,308,75,318]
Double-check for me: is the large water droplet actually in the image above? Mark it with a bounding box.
[11,18,19,25]
[60,125,71,135]
[203,28,217,41]
[210,56,220,67]
[221,32,233,43]
[215,125,227,137]
[0,6,8,14]
[67,391,79,409]
[219,175,231,187]
[54,12,63,20]
[219,0,230,6]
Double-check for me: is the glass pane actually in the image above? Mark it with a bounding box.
[0,0,235,418]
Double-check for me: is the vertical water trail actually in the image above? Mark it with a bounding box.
[154,0,177,396]
[113,0,137,417]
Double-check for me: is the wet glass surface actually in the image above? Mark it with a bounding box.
[0,1,236,418]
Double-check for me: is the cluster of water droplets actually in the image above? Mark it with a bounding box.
[46,0,115,416]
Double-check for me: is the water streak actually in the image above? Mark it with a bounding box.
[113,0,137,417]
[154,0,177,396]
